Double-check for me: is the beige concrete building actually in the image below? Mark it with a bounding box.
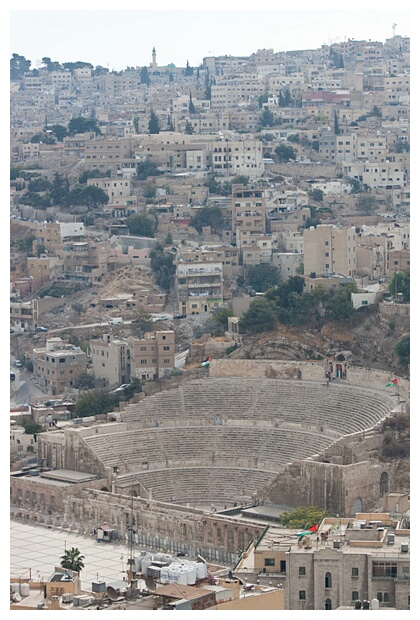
[303,224,357,278]
[33,338,87,395]
[175,259,223,315]
[10,299,38,333]
[128,330,175,380]
[212,137,263,178]
[90,335,129,387]
[232,185,266,248]
[235,511,409,611]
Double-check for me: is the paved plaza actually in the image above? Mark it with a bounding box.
[10,519,140,591]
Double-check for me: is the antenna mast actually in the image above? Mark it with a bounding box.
[392,23,397,37]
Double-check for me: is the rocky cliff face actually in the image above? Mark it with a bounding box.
[234,305,409,376]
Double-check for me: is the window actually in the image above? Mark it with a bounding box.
[325,598,332,610]
[352,591,359,601]
[352,567,359,577]
[299,567,306,576]
[325,572,332,588]
[163,346,170,351]
[372,562,397,578]
[264,558,275,567]
[299,590,306,601]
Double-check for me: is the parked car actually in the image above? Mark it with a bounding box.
[35,326,48,332]
[173,314,187,319]
[155,315,170,321]
[14,360,23,368]
[110,384,130,393]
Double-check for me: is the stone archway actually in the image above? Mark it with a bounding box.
[380,472,389,497]
[352,496,362,515]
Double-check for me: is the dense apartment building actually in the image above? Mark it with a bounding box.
[232,185,266,248]
[128,331,175,381]
[212,137,263,178]
[236,504,410,610]
[175,259,223,315]
[33,338,87,395]
[58,239,118,282]
[303,224,357,278]
[90,335,129,387]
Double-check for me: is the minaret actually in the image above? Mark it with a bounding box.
[151,46,157,71]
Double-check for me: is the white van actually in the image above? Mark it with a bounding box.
[108,317,123,325]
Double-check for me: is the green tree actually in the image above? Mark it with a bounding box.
[309,188,324,202]
[327,285,356,321]
[357,194,377,214]
[258,93,270,108]
[185,122,195,134]
[49,124,69,141]
[133,306,154,333]
[287,134,300,144]
[184,60,194,76]
[280,506,329,529]
[30,132,56,144]
[261,109,275,127]
[334,110,340,135]
[150,244,175,291]
[140,66,150,85]
[74,389,118,417]
[10,53,31,80]
[71,302,85,315]
[204,69,211,100]
[18,416,43,435]
[136,161,162,180]
[148,110,160,134]
[210,307,233,335]
[75,373,95,390]
[60,548,85,574]
[28,177,52,193]
[394,335,410,366]
[126,212,156,237]
[388,269,409,302]
[68,116,100,135]
[205,175,221,195]
[79,169,111,184]
[190,206,223,234]
[143,183,157,200]
[49,172,69,205]
[275,143,296,162]
[239,298,277,334]
[246,263,280,292]
[232,175,250,186]
[188,92,196,114]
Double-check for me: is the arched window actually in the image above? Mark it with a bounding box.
[353,497,362,514]
[380,472,389,497]
[325,572,332,588]
[325,598,332,610]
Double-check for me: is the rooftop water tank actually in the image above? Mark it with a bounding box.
[371,598,380,610]
[20,583,30,597]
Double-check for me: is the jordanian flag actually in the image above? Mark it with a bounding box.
[296,523,319,537]
[386,378,398,387]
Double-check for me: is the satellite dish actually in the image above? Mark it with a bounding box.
[145,577,157,591]
[106,586,120,601]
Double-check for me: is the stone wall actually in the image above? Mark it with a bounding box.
[269,163,340,179]
[209,359,409,401]
[65,489,265,565]
[261,458,394,516]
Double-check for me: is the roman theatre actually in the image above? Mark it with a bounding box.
[11,360,408,565]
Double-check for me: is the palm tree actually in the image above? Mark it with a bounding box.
[60,547,85,574]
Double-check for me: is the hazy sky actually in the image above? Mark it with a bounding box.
[9,2,411,71]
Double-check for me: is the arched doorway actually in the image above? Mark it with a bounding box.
[325,598,332,610]
[352,496,362,514]
[380,472,389,497]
